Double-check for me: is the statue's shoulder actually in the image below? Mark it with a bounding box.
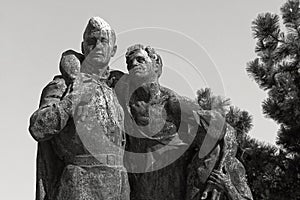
[59,49,84,81]
[107,70,127,88]
[39,49,83,106]
[44,49,83,87]
[43,48,84,91]
[160,86,200,115]
[160,86,181,114]
[160,86,179,101]
[107,70,129,106]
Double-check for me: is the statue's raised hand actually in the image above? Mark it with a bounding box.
[130,101,150,126]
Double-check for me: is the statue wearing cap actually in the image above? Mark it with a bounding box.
[29,17,130,200]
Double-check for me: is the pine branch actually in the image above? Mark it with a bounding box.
[281,0,300,36]
[246,58,276,89]
[196,88,230,114]
[252,13,281,40]
[277,124,300,154]
[226,106,253,136]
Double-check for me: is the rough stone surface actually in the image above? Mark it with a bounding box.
[29,50,129,200]
[123,84,192,200]
[119,80,253,200]
[59,50,83,82]
[112,42,253,200]
[186,125,253,200]
[30,47,252,200]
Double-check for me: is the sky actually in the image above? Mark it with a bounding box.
[0,0,285,199]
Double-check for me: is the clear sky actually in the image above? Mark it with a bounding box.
[0,0,284,199]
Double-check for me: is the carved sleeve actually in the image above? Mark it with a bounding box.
[224,158,253,200]
[29,76,72,142]
[221,126,253,200]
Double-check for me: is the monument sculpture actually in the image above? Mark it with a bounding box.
[110,44,253,200]
[29,17,253,200]
[29,17,129,200]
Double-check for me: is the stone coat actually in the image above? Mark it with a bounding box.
[29,61,130,199]
[110,76,253,200]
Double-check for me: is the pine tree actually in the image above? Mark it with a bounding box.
[239,135,300,199]
[247,0,300,155]
[246,1,300,199]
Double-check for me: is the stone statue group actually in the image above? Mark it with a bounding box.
[29,17,253,200]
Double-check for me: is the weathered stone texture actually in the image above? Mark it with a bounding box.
[30,48,252,200]
[29,51,129,200]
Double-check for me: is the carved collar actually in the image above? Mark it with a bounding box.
[80,65,110,83]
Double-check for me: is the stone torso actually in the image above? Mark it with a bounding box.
[32,72,129,200]
[54,73,128,200]
[124,84,197,200]
[52,73,125,164]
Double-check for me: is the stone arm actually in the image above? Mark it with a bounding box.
[208,159,253,200]
[206,126,253,200]
[29,75,72,142]
[228,161,253,200]
[174,95,226,157]
[171,94,253,200]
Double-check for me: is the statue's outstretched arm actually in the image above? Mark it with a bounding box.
[29,50,83,142]
[29,76,72,142]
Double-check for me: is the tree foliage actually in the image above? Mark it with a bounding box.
[247,0,300,155]
[239,136,300,200]
[246,1,300,198]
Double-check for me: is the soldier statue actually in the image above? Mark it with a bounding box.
[29,17,130,200]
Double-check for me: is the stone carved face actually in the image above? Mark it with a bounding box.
[82,29,117,70]
[127,49,158,82]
